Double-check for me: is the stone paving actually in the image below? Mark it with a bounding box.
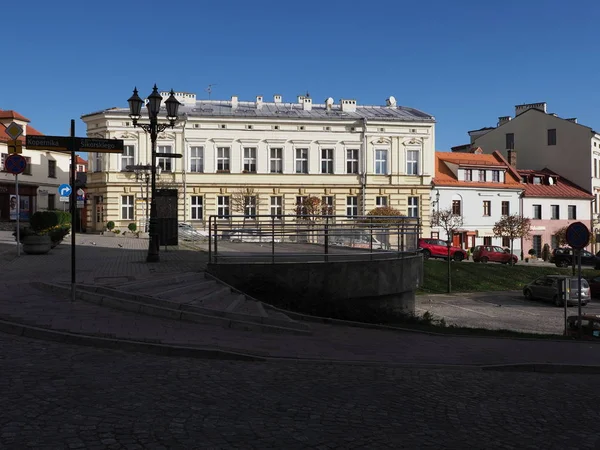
[1,332,599,449]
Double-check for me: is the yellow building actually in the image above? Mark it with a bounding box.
[81,93,435,234]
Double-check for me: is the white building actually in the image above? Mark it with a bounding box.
[432,149,523,255]
[0,110,70,225]
[81,92,436,234]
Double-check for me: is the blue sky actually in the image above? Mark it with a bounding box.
[3,0,600,155]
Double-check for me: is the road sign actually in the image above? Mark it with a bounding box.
[7,139,23,154]
[77,188,85,198]
[155,152,183,158]
[58,183,72,197]
[26,135,70,151]
[4,154,27,175]
[5,122,23,140]
[78,137,124,153]
[60,196,69,202]
[566,221,590,250]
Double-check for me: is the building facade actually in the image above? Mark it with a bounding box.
[431,149,523,255]
[81,93,436,234]
[0,110,70,225]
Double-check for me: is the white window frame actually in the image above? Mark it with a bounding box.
[295,195,308,217]
[243,147,257,173]
[376,196,388,207]
[94,153,102,172]
[406,149,419,175]
[217,195,230,218]
[270,196,283,218]
[189,146,204,173]
[244,196,257,218]
[121,145,135,171]
[121,195,134,220]
[321,196,334,215]
[190,195,203,220]
[217,147,230,172]
[346,149,359,174]
[408,196,419,218]
[295,148,308,174]
[157,145,173,172]
[270,148,283,173]
[346,196,358,217]
[375,149,388,175]
[321,149,334,174]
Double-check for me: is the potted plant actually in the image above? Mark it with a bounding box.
[104,221,115,236]
[14,211,71,255]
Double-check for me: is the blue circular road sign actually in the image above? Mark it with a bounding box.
[4,154,27,175]
[566,221,590,250]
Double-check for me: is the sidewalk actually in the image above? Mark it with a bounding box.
[1,231,600,368]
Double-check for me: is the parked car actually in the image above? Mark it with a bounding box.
[330,230,387,250]
[552,248,600,269]
[228,229,281,243]
[472,245,518,265]
[585,275,600,298]
[417,238,466,262]
[522,275,590,307]
[565,314,600,339]
[178,223,207,241]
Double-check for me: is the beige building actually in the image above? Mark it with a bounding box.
[81,93,435,234]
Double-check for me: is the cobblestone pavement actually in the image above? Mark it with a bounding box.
[1,333,599,450]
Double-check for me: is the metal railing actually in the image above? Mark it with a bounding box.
[208,214,421,264]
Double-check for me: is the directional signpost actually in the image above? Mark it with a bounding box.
[566,221,590,339]
[27,121,124,302]
[4,123,26,256]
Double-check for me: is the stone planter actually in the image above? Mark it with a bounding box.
[22,235,52,255]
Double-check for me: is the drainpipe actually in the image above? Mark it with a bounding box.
[361,118,368,215]
[520,192,524,260]
[590,195,596,253]
[181,114,188,223]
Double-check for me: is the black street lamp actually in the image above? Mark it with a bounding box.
[128,85,180,262]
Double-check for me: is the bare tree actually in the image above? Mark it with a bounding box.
[493,214,531,264]
[431,208,464,293]
[230,187,263,226]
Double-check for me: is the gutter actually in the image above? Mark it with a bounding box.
[181,114,188,223]
[361,118,367,215]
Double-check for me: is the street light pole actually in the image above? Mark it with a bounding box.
[128,85,180,263]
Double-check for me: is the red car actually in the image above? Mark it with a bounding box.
[418,238,467,262]
[472,245,518,264]
[585,275,600,298]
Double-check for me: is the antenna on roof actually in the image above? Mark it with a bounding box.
[205,84,217,99]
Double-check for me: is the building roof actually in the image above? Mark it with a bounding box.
[76,155,87,165]
[0,110,30,122]
[517,168,593,199]
[82,98,435,123]
[433,151,522,189]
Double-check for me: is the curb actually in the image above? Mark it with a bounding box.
[481,363,600,374]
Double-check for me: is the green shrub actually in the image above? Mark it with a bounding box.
[528,248,536,256]
[113,229,121,235]
[128,223,137,233]
[542,243,550,261]
[106,221,115,231]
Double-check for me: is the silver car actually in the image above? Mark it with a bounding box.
[523,275,590,307]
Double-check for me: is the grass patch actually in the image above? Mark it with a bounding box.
[418,259,597,294]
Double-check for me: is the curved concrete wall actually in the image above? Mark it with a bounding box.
[207,255,423,315]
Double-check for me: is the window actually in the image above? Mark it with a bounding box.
[22,156,32,175]
[321,196,334,215]
[346,149,359,174]
[244,196,257,218]
[270,148,283,173]
[243,147,257,173]
[568,205,577,220]
[48,160,56,178]
[217,147,230,172]
[406,150,419,175]
[270,196,282,218]
[157,145,173,172]
[94,196,104,224]
[501,201,510,216]
[483,237,492,246]
[217,196,230,218]
[295,148,308,174]
[0,153,6,171]
[121,145,135,170]
[533,176,541,185]
[483,200,491,216]
[532,235,542,257]
[464,169,472,181]
[190,146,204,173]
[295,196,307,216]
[533,204,542,219]
[431,232,439,239]
[376,196,388,207]
[321,149,333,174]
[548,128,557,146]
[190,196,203,220]
[595,160,598,178]
[48,194,56,210]
[506,133,514,150]
[94,153,102,172]
[502,237,511,248]
[551,205,560,220]
[346,196,358,217]
[375,150,388,174]
[492,170,500,182]
[121,195,134,220]
[478,170,486,182]
[408,197,419,218]
[452,200,461,215]
[551,234,559,249]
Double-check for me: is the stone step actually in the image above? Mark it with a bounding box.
[159,281,221,302]
[116,272,203,292]
[152,279,216,298]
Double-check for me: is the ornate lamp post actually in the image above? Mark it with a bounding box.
[126,164,161,233]
[128,85,180,262]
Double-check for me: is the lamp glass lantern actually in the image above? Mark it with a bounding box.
[146,84,163,119]
[127,87,143,121]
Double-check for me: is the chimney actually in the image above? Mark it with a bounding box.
[302,97,312,111]
[256,95,263,110]
[231,95,238,110]
[297,95,305,103]
[274,94,282,103]
[566,118,578,123]
[340,99,357,113]
[515,102,547,116]
[498,116,511,126]
[507,149,517,167]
